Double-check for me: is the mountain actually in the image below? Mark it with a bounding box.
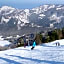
[0,5,64,36]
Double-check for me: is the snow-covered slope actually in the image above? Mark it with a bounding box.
[0,39,64,64]
[44,39,64,46]
[0,40,11,47]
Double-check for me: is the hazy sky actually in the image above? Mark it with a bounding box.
[0,0,64,9]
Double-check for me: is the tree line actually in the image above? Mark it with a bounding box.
[35,28,64,45]
[16,28,64,47]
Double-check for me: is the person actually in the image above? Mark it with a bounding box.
[56,42,60,46]
[56,42,57,46]
[31,40,36,50]
[58,42,60,46]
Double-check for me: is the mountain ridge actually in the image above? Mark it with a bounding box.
[0,5,64,36]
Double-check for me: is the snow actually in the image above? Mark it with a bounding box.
[32,5,49,14]
[43,39,64,47]
[24,9,29,13]
[6,36,13,39]
[52,39,64,46]
[0,6,15,11]
[24,9,30,16]
[0,40,11,47]
[43,5,49,12]
[5,10,15,15]
[56,7,64,10]
[16,35,20,38]
[0,39,64,64]
[49,13,57,20]
[49,13,63,24]
[18,21,21,24]
[32,8,39,14]
[38,14,45,19]
[39,14,45,17]
[0,36,4,40]
[56,8,62,10]
[21,19,29,23]
[37,25,42,28]
[15,14,29,24]
[1,17,10,23]
[21,23,25,27]
[48,5,55,9]
[50,24,54,28]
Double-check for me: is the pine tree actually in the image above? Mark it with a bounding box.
[62,28,64,38]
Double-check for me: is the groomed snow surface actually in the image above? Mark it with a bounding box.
[0,39,64,64]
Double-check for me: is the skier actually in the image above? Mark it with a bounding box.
[31,40,36,50]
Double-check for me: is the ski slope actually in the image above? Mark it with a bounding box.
[0,39,64,64]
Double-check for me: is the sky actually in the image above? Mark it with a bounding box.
[0,0,64,9]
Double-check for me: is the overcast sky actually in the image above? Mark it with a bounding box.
[0,0,64,9]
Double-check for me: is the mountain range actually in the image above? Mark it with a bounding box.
[0,5,64,36]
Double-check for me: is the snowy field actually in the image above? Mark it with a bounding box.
[0,39,64,64]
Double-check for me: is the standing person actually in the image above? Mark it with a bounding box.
[58,42,60,46]
[31,40,36,50]
[56,42,60,46]
[56,42,57,46]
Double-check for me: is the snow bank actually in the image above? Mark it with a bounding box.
[0,40,11,47]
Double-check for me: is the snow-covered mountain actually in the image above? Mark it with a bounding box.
[0,5,64,36]
[0,39,64,64]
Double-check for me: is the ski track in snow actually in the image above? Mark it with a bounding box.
[0,44,64,64]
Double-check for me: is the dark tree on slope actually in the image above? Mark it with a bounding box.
[44,36,50,43]
[62,28,64,38]
[35,33,43,45]
[56,29,62,39]
[17,38,24,47]
[48,30,59,42]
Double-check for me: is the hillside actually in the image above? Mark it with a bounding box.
[0,5,64,36]
[0,39,64,64]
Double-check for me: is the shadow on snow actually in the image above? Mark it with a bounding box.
[0,57,21,64]
[2,54,64,64]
